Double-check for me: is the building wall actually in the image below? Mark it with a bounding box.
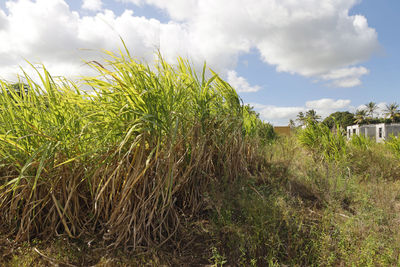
[274,126,291,136]
[347,123,400,142]
[376,123,386,143]
[386,124,400,140]
[361,125,376,139]
[347,125,359,139]
[375,124,400,142]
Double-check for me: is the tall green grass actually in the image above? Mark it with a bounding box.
[0,50,273,249]
[386,134,400,158]
[297,120,347,162]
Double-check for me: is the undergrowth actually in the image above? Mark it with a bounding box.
[207,132,400,266]
[1,49,400,266]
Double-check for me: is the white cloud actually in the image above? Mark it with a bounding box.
[227,70,260,92]
[252,98,353,125]
[256,105,304,125]
[116,0,142,5]
[82,0,103,11]
[305,98,352,118]
[130,0,379,87]
[0,9,7,30]
[306,98,351,110]
[320,67,369,87]
[129,0,197,21]
[0,0,378,88]
[0,0,162,81]
[333,79,362,88]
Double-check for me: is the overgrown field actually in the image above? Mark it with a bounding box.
[1,50,400,266]
[209,123,400,266]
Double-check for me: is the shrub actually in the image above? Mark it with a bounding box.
[297,120,346,162]
[386,134,400,158]
[348,133,373,150]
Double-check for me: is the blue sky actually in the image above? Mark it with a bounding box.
[0,0,399,125]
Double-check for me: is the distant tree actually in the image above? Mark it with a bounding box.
[323,111,355,130]
[384,102,400,122]
[354,109,368,125]
[296,111,306,125]
[288,119,296,128]
[305,109,321,122]
[365,101,378,119]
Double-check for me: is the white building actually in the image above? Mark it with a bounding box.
[375,123,400,143]
[347,124,376,139]
[347,123,400,143]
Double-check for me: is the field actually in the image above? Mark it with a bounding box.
[1,50,400,266]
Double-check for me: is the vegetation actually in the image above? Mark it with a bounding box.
[305,109,321,123]
[296,111,306,125]
[384,102,400,122]
[0,49,276,265]
[1,50,400,266]
[355,101,399,125]
[297,120,347,162]
[386,135,400,158]
[296,109,321,127]
[354,109,368,125]
[322,111,355,130]
[295,101,400,129]
[365,101,378,119]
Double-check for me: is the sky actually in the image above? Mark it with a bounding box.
[0,0,399,125]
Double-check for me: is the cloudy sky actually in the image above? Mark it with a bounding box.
[0,0,399,125]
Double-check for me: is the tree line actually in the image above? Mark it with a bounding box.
[290,101,400,130]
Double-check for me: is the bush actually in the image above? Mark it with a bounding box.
[297,120,346,162]
[386,134,400,158]
[348,133,373,150]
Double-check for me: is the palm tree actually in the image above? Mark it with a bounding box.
[384,102,400,122]
[296,111,306,125]
[305,109,321,122]
[365,101,378,119]
[354,109,367,125]
[288,119,296,128]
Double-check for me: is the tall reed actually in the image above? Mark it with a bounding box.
[0,50,273,250]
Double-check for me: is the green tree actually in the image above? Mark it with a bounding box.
[384,102,400,122]
[354,109,368,125]
[289,119,296,128]
[323,111,355,130]
[365,101,378,119]
[296,111,306,125]
[305,109,321,123]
